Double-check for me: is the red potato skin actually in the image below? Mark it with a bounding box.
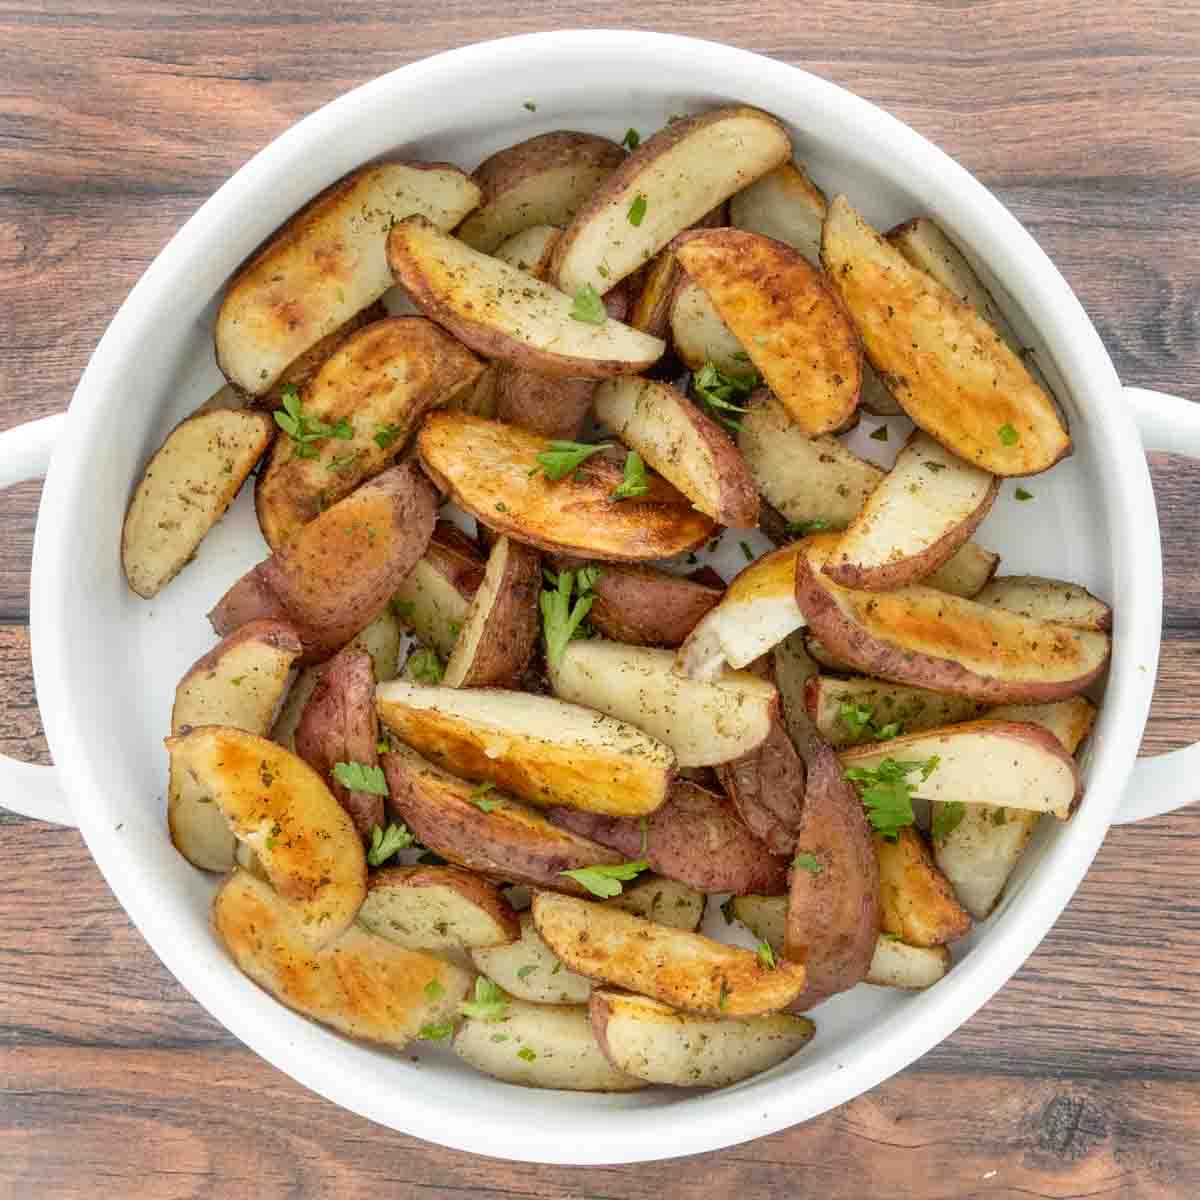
[426,519,488,595]
[175,620,304,697]
[715,718,806,857]
[548,780,789,896]
[793,537,1110,704]
[294,647,382,839]
[494,368,597,441]
[785,741,880,1011]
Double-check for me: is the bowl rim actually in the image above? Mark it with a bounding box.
[30,30,1160,1163]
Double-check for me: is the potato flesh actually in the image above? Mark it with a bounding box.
[866,938,951,989]
[975,576,1112,631]
[669,278,746,374]
[391,521,484,659]
[729,160,826,262]
[548,639,778,768]
[217,162,481,394]
[875,828,971,947]
[122,407,274,599]
[491,224,563,275]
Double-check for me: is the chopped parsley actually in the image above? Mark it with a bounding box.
[469,782,501,813]
[570,284,607,325]
[622,127,640,149]
[627,193,647,226]
[739,540,755,563]
[516,964,538,980]
[517,1046,537,1062]
[273,386,353,459]
[718,978,732,1011]
[392,598,416,623]
[693,360,758,432]
[998,423,1020,446]
[611,450,650,500]
[786,518,833,537]
[843,756,940,840]
[459,977,509,1022]
[366,822,416,866]
[792,852,823,875]
[523,100,537,112]
[407,646,444,684]
[1015,487,1034,501]
[326,450,360,474]
[540,567,598,667]
[932,801,967,841]
[756,939,777,969]
[869,425,889,442]
[419,1022,454,1041]
[374,422,402,450]
[533,439,612,481]
[424,978,444,1001]
[559,860,649,898]
[332,761,389,796]
[838,702,902,744]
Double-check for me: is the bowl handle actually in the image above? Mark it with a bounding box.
[0,413,76,826]
[1114,387,1200,824]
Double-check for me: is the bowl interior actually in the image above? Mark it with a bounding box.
[33,33,1147,1164]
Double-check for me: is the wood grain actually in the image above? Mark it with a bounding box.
[1,1,1199,1195]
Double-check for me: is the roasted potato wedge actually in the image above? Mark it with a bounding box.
[357,865,520,950]
[454,998,647,1091]
[417,412,714,561]
[822,196,1069,475]
[839,719,1081,817]
[548,639,778,767]
[390,520,485,659]
[784,741,880,1009]
[122,405,274,599]
[772,631,822,761]
[550,106,791,294]
[294,647,382,838]
[491,224,562,275]
[217,162,481,395]
[381,743,624,892]
[668,277,747,375]
[211,461,438,663]
[169,727,366,947]
[805,674,985,748]
[729,893,789,949]
[254,317,482,551]
[214,871,470,1047]
[493,367,597,441]
[823,432,999,591]
[795,533,1109,703]
[875,828,971,947]
[975,575,1112,631]
[532,891,806,1016]
[676,544,806,679]
[715,718,806,857]
[456,132,625,253]
[442,535,540,687]
[866,936,951,989]
[387,217,664,378]
[612,875,706,929]
[923,540,1001,598]
[548,779,790,896]
[590,990,814,1088]
[451,361,501,418]
[473,912,594,1004]
[376,679,675,818]
[593,377,758,527]
[168,620,303,871]
[674,228,862,435]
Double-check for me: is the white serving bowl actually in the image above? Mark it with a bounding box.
[2,31,1199,1165]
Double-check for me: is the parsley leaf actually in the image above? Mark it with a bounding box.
[332,761,389,796]
[533,439,612,481]
[932,801,967,841]
[1015,486,1034,501]
[459,977,510,1022]
[559,860,649,898]
[843,756,939,840]
[516,964,538,980]
[756,939,777,969]
[792,852,823,875]
[424,978,444,1001]
[392,598,416,623]
[407,646,444,684]
[419,1022,454,1041]
[540,568,597,667]
[786,518,833,537]
[869,425,889,442]
[374,423,402,450]
[739,540,755,563]
[628,193,647,226]
[273,385,353,459]
[692,360,759,432]
[570,284,607,325]
[367,822,416,866]
[622,127,640,149]
[718,978,732,1011]
[470,782,501,813]
[611,450,650,500]
[517,1046,537,1062]
[998,423,1019,446]
[838,702,904,744]
[523,100,537,112]
[326,450,360,474]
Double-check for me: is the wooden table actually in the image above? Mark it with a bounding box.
[2,3,1198,1195]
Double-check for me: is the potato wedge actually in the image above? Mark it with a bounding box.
[548,639,778,767]
[390,520,485,659]
[294,647,382,838]
[738,390,883,534]
[675,544,806,680]
[867,936,951,989]
[491,224,562,275]
[715,718,806,857]
[442,536,540,688]
[122,406,274,598]
[668,277,747,375]
[593,377,758,527]
[254,317,482,551]
[381,743,624,892]
[875,828,971,947]
[784,741,880,1009]
[358,865,519,950]
[551,107,791,295]
[805,674,984,749]
[975,576,1112,632]
[217,162,480,395]
[213,871,470,1047]
[548,780,790,896]
[417,412,714,561]
[729,160,826,263]
[169,728,366,947]
[824,432,999,591]
[822,196,1069,474]
[532,891,806,1016]
[729,894,789,949]
[376,679,674,818]
[590,990,814,1088]
[473,912,594,1004]
[795,534,1109,703]
[211,461,438,663]
[454,998,647,1091]
[839,719,1081,817]
[612,875,706,930]
[451,361,500,419]
[674,228,862,435]
[168,620,303,871]
[556,560,722,648]
[387,217,664,378]
[493,367,596,440]
[456,132,625,253]
[772,631,822,761]
[924,540,1001,598]
[629,245,682,340]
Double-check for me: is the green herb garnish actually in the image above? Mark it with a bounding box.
[869,425,889,442]
[533,440,612,481]
[470,782,501,813]
[843,756,940,840]
[756,939,777,969]
[932,801,966,841]
[570,284,607,325]
[692,360,758,432]
[559,860,649,898]
[332,761,389,796]
[366,822,416,866]
[419,1022,454,1041]
[516,964,538,980]
[628,193,647,226]
[1015,487,1034,501]
[517,1046,537,1062]
[786,518,833,537]
[407,647,444,684]
[459,977,509,1022]
[718,978,732,1011]
[622,127,640,149]
[374,423,402,450]
[792,852,823,875]
[739,540,755,563]
[611,450,650,500]
[424,978,444,1001]
[540,568,597,667]
[273,385,353,459]
[998,423,1019,446]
